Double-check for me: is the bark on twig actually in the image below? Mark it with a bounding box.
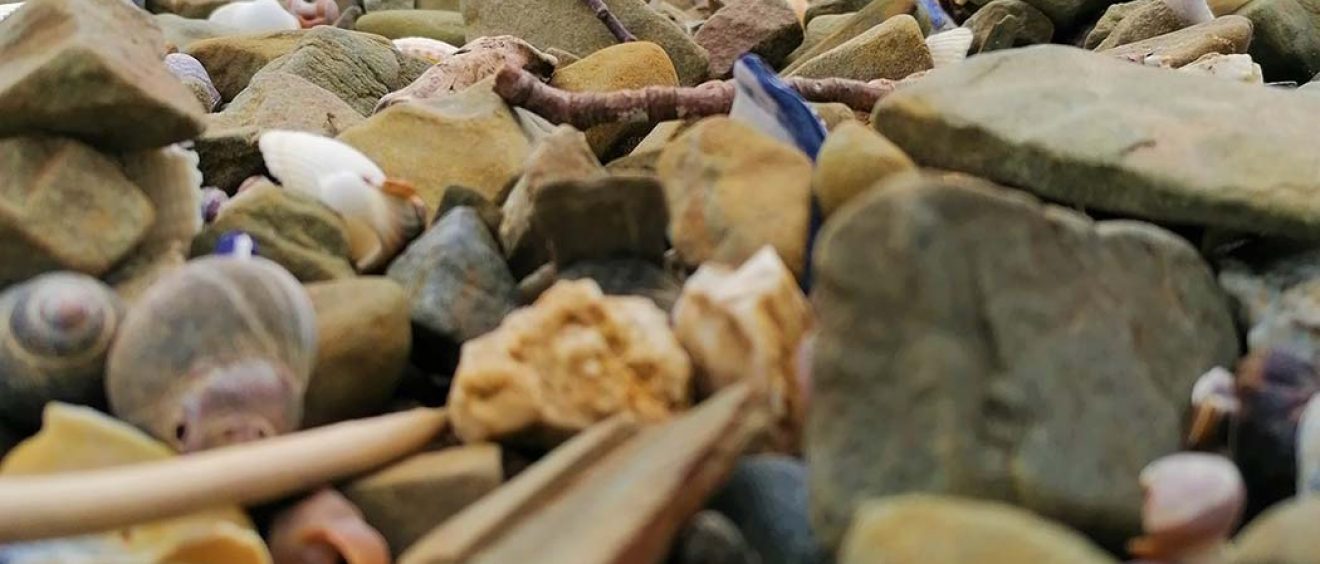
[582,0,637,43]
[493,65,900,130]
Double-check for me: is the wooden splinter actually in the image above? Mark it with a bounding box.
[581,0,637,43]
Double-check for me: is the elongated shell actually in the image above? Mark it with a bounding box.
[0,273,124,431]
[1180,53,1264,84]
[208,0,299,33]
[106,256,316,452]
[925,27,974,69]
[165,53,221,112]
[393,37,460,64]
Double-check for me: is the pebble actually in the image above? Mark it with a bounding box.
[788,0,915,70]
[1236,0,1320,82]
[185,30,306,101]
[355,8,466,45]
[304,277,411,427]
[532,175,670,267]
[965,0,1054,52]
[1103,15,1253,66]
[787,14,933,81]
[694,0,803,77]
[708,455,823,564]
[812,121,916,217]
[549,41,682,156]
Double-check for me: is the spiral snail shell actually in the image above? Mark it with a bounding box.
[106,255,317,452]
[0,273,124,431]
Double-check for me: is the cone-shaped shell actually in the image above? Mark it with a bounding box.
[925,27,974,69]
[1162,0,1214,25]
[208,0,299,33]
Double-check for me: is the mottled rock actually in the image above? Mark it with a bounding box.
[787,0,916,72]
[672,511,760,564]
[192,182,356,282]
[437,186,503,235]
[1086,0,1186,50]
[965,0,1054,52]
[355,9,466,45]
[710,455,822,564]
[147,0,232,17]
[343,445,503,555]
[813,121,916,217]
[258,26,431,116]
[788,14,932,81]
[809,173,1239,548]
[304,277,410,427]
[1235,0,1320,82]
[447,279,692,446]
[549,42,682,157]
[694,0,804,77]
[556,259,684,311]
[0,137,153,286]
[154,13,239,51]
[339,83,531,221]
[1231,497,1320,564]
[1103,15,1253,66]
[657,117,812,278]
[185,30,305,101]
[839,496,1118,564]
[0,0,205,150]
[874,45,1320,238]
[500,126,607,276]
[386,208,517,370]
[533,176,669,267]
[196,71,365,193]
[463,0,710,85]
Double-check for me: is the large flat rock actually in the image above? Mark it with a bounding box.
[873,45,1320,238]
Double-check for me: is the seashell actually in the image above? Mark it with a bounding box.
[257,130,427,272]
[1180,53,1265,84]
[105,255,317,452]
[208,0,299,33]
[1128,452,1244,561]
[0,2,23,23]
[268,488,389,564]
[285,0,339,28]
[925,27,974,69]
[1187,366,1239,448]
[201,186,230,223]
[1163,0,1215,25]
[216,231,259,259]
[375,35,558,113]
[165,53,222,112]
[1297,394,1320,497]
[392,37,460,64]
[0,273,123,432]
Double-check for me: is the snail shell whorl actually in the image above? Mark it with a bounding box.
[0,273,124,430]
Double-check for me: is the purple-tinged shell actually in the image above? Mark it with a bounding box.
[1128,452,1244,561]
[200,187,229,224]
[165,53,221,112]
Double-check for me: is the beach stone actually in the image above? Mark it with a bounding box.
[185,31,305,102]
[365,0,415,10]
[549,42,681,157]
[694,0,804,77]
[447,279,692,447]
[813,121,916,217]
[809,173,1239,549]
[437,186,503,235]
[259,26,431,116]
[804,0,875,21]
[965,0,1055,52]
[463,0,710,85]
[555,259,684,311]
[355,9,466,45]
[154,13,239,51]
[147,0,232,17]
[787,0,916,72]
[657,117,812,278]
[303,277,410,427]
[1020,0,1113,29]
[812,102,859,130]
[343,445,503,555]
[839,495,1118,564]
[196,71,365,193]
[0,0,205,150]
[874,44,1320,238]
[0,137,153,287]
[533,176,670,267]
[386,208,517,371]
[416,0,460,8]
[1231,498,1320,564]
[339,83,531,222]
[500,126,607,276]
[800,14,852,54]
[1235,0,1320,82]
[787,14,932,81]
[672,511,760,564]
[191,182,356,282]
[709,455,823,564]
[1217,243,1320,360]
[1103,15,1253,66]
[1086,0,1186,50]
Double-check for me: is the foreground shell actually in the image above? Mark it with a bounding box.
[208,0,299,33]
[1128,452,1244,561]
[392,37,460,64]
[165,53,222,112]
[925,27,974,69]
[0,2,22,22]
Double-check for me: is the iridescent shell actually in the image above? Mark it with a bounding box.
[208,0,299,33]
[165,53,221,112]
[285,0,339,28]
[925,27,974,69]
[392,37,460,64]
[1128,452,1244,561]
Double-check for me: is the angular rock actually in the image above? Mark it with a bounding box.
[839,496,1118,564]
[694,0,804,77]
[1235,0,1320,82]
[500,126,607,276]
[549,42,682,157]
[338,83,531,221]
[1086,0,1186,50]
[786,0,916,72]
[258,26,431,116]
[1103,15,1253,66]
[355,9,466,45]
[709,455,823,564]
[0,137,153,286]
[147,0,232,17]
[304,277,411,428]
[191,182,356,282]
[801,14,852,52]
[657,117,812,278]
[813,121,916,217]
[1020,0,1113,29]
[446,279,692,446]
[808,173,1239,549]
[463,0,711,85]
[1231,497,1320,563]
[533,176,669,267]
[385,207,517,372]
[437,185,503,235]
[185,30,305,101]
[0,0,205,150]
[671,511,760,564]
[196,71,365,193]
[874,45,1320,238]
[965,0,1055,52]
[555,259,685,312]
[788,14,932,81]
[154,13,239,52]
[342,445,503,555]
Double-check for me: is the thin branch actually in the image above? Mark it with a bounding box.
[583,0,637,43]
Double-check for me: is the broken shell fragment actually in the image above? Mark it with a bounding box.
[392,37,460,64]
[1128,452,1244,561]
[924,27,974,69]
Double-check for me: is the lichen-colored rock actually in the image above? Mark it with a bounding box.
[549,42,681,157]
[813,121,916,217]
[185,30,305,101]
[787,14,932,81]
[1103,15,1253,66]
[447,279,692,446]
[257,26,431,116]
[657,117,812,278]
[304,277,411,427]
[1086,0,1187,50]
[786,0,915,72]
[355,9,466,45]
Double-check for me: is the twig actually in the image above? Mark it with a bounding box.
[493,66,899,129]
[582,0,637,43]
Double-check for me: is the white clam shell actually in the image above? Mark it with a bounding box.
[925,27,974,69]
[208,0,299,33]
[258,130,385,197]
[0,3,22,22]
[1297,394,1320,497]
[393,37,460,64]
[1179,53,1264,84]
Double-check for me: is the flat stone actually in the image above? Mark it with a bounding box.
[813,121,916,217]
[965,0,1055,52]
[416,0,459,8]
[799,13,852,55]
[787,14,932,81]
[1231,497,1320,564]
[500,126,607,276]
[343,445,503,555]
[1103,15,1253,67]
[258,26,431,116]
[304,277,411,427]
[1235,0,1320,82]
[808,173,1239,549]
[191,182,356,282]
[787,0,917,72]
[463,0,710,85]
[354,9,466,45]
[839,495,1118,564]
[147,0,232,17]
[0,0,205,150]
[1086,0,1186,50]
[549,42,682,157]
[0,137,153,286]
[804,0,877,22]
[533,176,669,267]
[694,0,804,77]
[874,45,1320,238]
[185,30,305,102]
